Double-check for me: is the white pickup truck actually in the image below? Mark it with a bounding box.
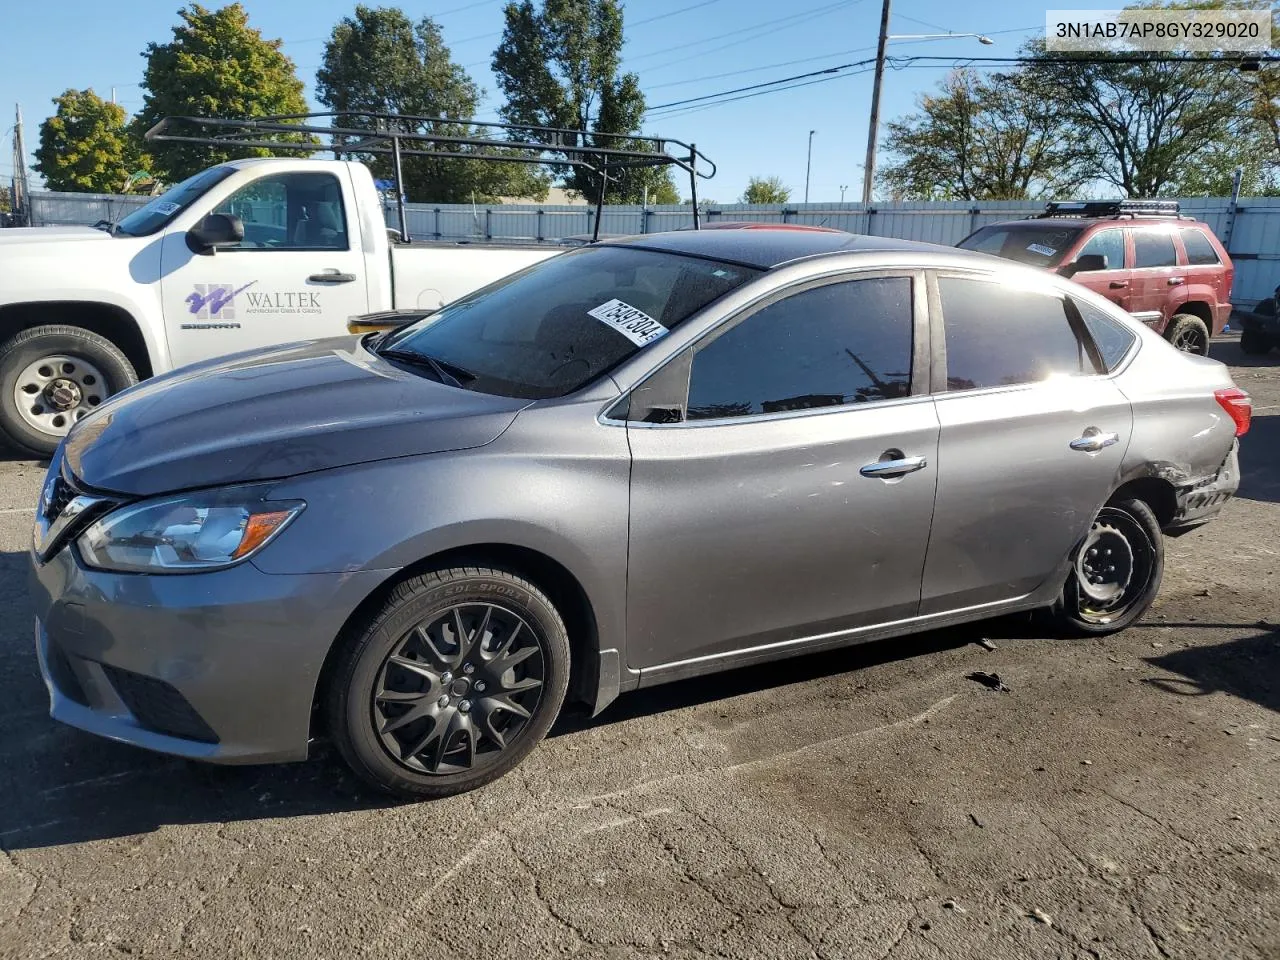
[0,157,561,455]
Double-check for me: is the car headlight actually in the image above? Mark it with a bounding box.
[77,489,304,574]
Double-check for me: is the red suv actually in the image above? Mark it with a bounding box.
[958,201,1233,356]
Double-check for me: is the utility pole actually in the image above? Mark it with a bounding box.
[862,0,891,204]
[12,103,31,226]
[804,129,816,204]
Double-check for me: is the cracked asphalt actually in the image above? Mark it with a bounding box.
[1,338,1278,960]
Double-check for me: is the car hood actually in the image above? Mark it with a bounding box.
[64,337,530,497]
[0,226,113,247]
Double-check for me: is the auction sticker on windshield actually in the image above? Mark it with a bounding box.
[1027,243,1057,258]
[587,299,669,346]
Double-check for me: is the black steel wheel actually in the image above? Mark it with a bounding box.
[327,566,570,798]
[1240,328,1274,356]
[1165,314,1210,356]
[1049,498,1164,636]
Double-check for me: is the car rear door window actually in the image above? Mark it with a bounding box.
[1073,298,1137,371]
[1131,230,1177,268]
[685,277,913,421]
[939,276,1099,390]
[1180,228,1221,265]
[1074,229,1126,270]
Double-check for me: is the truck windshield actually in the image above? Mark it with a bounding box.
[380,245,760,400]
[958,224,1084,268]
[114,166,238,237]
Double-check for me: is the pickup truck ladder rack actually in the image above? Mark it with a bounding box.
[145,113,716,243]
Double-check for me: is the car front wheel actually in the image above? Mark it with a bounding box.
[1240,328,1274,356]
[326,566,570,799]
[1049,498,1165,636]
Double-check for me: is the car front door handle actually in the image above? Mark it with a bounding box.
[309,270,357,284]
[860,454,928,478]
[1109,280,1128,289]
[1168,277,1184,286]
[1069,430,1120,453]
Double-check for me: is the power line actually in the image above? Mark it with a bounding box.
[648,67,875,121]
[646,59,875,111]
[625,0,863,66]
[630,0,731,28]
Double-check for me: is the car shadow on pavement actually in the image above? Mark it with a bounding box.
[1143,623,1280,715]
[1239,414,1280,504]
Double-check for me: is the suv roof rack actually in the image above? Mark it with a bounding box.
[1037,199,1185,220]
[145,112,716,243]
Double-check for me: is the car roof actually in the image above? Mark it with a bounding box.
[603,228,973,269]
[983,216,1206,230]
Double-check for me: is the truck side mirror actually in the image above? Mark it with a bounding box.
[187,213,245,253]
[1061,253,1107,278]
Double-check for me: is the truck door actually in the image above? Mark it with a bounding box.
[1062,227,1132,313]
[159,168,371,369]
[1127,227,1181,335]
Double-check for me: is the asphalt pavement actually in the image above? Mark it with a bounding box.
[0,338,1277,960]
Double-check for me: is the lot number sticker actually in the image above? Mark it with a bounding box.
[1027,242,1057,257]
[587,299,669,346]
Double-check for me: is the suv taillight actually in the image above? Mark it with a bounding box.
[1214,388,1252,437]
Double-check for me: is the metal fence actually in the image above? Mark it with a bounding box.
[23,190,1280,306]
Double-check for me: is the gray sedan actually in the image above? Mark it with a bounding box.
[29,229,1249,798]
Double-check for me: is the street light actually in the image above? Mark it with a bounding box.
[805,129,816,204]
[839,184,849,202]
[860,0,993,203]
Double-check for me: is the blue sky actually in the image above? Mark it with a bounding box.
[2,0,1064,201]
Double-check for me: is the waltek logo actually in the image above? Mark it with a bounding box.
[186,281,257,319]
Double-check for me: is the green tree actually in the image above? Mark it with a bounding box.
[1024,38,1254,197]
[34,89,143,193]
[881,69,1089,201]
[0,185,10,213]
[741,176,791,204]
[136,3,312,182]
[316,5,545,203]
[491,0,677,203]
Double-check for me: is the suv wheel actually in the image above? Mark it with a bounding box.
[1240,328,1274,356]
[1048,498,1165,636]
[1165,314,1210,356]
[326,566,570,799]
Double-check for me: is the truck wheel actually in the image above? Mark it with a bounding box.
[0,325,137,458]
[1165,314,1210,356]
[1240,328,1274,356]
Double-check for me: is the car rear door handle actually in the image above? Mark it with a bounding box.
[309,270,357,284]
[1109,281,1128,289]
[1069,430,1120,453]
[1168,277,1184,286]
[860,454,928,478]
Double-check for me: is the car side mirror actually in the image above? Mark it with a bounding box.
[187,213,244,253]
[1062,253,1107,278]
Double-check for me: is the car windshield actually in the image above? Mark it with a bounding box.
[380,245,760,399]
[958,224,1084,268]
[113,166,238,237]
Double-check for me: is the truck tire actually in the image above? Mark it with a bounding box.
[0,325,137,458]
[1240,328,1274,355]
[1164,314,1210,356]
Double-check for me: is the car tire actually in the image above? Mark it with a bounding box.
[1164,314,1211,356]
[1047,497,1165,637]
[1240,328,1274,356]
[0,324,137,458]
[1253,297,1277,318]
[326,566,571,799]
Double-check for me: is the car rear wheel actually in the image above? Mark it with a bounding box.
[1165,314,1210,356]
[326,566,570,799]
[0,325,137,458]
[1240,328,1274,356]
[1048,498,1165,636]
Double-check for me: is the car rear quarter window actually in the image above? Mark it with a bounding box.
[1180,227,1221,266]
[1131,230,1177,268]
[1073,298,1137,371]
[685,277,913,421]
[938,276,1100,390]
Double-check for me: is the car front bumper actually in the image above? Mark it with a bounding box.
[30,544,391,764]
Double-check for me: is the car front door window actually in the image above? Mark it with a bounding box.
[684,277,914,420]
[1075,229,1126,270]
[211,172,349,251]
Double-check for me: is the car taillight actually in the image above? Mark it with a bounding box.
[1214,388,1252,437]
